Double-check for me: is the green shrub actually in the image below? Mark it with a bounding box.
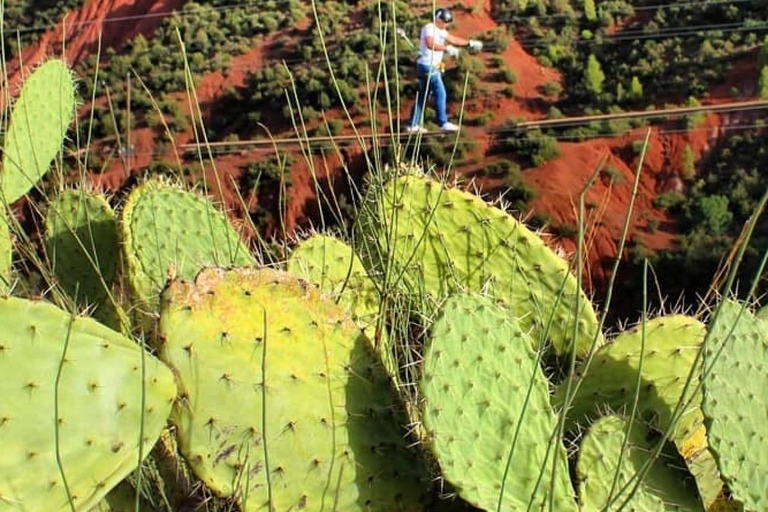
[542,80,562,96]
[653,191,686,210]
[496,66,518,84]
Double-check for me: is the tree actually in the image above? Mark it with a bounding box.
[616,83,625,101]
[685,96,706,129]
[695,195,732,235]
[760,35,768,68]
[682,144,696,180]
[584,0,597,21]
[584,54,605,98]
[628,76,643,100]
[759,66,768,100]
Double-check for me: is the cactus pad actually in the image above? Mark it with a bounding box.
[359,174,601,359]
[45,189,122,326]
[0,215,11,293]
[0,296,176,511]
[2,59,75,203]
[120,180,254,313]
[420,293,578,511]
[675,411,723,511]
[703,299,768,512]
[158,267,427,511]
[287,233,381,341]
[555,314,705,442]
[576,415,703,511]
[754,303,768,321]
[287,233,394,373]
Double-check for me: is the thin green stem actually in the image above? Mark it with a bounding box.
[54,310,77,512]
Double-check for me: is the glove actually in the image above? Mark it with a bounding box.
[445,45,460,58]
[468,39,483,52]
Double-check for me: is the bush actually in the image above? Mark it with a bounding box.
[241,154,293,194]
[496,66,518,84]
[693,195,733,235]
[542,81,562,97]
[682,145,696,180]
[531,135,561,166]
[653,191,686,210]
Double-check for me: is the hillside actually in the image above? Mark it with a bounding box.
[5,0,768,315]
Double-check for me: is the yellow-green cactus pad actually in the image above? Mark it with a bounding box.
[158,267,427,511]
[676,412,723,511]
[703,299,768,512]
[2,59,75,203]
[0,296,176,511]
[577,415,703,511]
[421,293,578,511]
[120,180,254,313]
[287,233,381,339]
[359,174,601,360]
[555,314,705,442]
[287,233,394,372]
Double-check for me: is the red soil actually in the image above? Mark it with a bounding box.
[5,0,187,94]
[1,0,756,297]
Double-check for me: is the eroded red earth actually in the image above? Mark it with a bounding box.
[3,0,761,297]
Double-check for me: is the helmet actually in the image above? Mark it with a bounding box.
[435,8,453,23]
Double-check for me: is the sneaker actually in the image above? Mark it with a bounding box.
[439,122,459,132]
[406,124,427,134]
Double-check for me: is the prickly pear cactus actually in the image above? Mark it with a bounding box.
[755,302,768,321]
[158,267,427,512]
[2,59,75,203]
[287,233,393,372]
[420,293,578,511]
[287,233,380,337]
[120,180,254,314]
[45,189,124,329]
[554,314,705,442]
[576,415,703,511]
[0,215,11,293]
[358,173,601,359]
[703,299,768,512]
[0,296,176,512]
[675,411,723,511]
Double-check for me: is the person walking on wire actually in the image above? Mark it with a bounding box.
[406,8,483,134]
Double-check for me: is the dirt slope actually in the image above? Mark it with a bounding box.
[6,0,187,93]
[2,0,759,297]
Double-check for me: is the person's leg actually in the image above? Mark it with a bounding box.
[409,65,431,127]
[431,71,448,126]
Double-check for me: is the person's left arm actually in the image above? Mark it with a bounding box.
[446,33,469,47]
[446,33,483,51]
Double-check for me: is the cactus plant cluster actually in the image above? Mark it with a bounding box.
[0,57,764,512]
